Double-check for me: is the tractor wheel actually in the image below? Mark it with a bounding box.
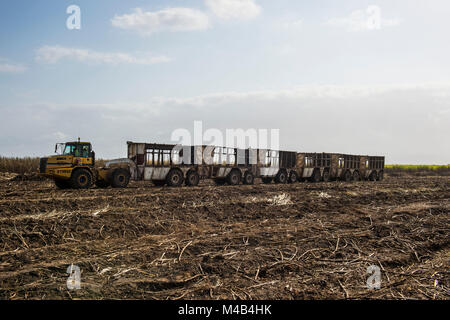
[95,179,110,188]
[186,170,200,186]
[353,171,360,181]
[166,169,183,187]
[275,170,287,184]
[243,171,254,185]
[111,168,130,188]
[70,169,92,189]
[227,170,241,185]
[262,177,273,184]
[311,169,321,183]
[55,179,71,189]
[323,170,330,182]
[288,171,298,184]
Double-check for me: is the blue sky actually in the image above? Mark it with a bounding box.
[0,0,449,163]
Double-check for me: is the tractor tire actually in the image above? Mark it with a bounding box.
[275,170,287,184]
[243,171,254,185]
[95,179,110,188]
[186,170,200,186]
[227,170,241,185]
[70,169,92,189]
[111,168,130,188]
[322,170,330,182]
[262,177,273,184]
[288,171,298,184]
[353,171,360,181]
[166,169,183,187]
[55,179,71,189]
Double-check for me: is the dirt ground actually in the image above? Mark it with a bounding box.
[0,174,448,300]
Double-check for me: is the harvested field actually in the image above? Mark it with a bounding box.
[0,175,448,300]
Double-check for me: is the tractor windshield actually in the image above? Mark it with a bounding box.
[63,144,77,155]
[55,143,91,157]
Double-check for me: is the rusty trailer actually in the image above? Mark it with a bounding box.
[126,142,299,186]
[296,152,385,183]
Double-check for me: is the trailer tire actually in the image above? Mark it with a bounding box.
[353,171,360,181]
[111,168,130,188]
[344,170,352,182]
[377,171,384,181]
[275,170,288,184]
[70,169,92,189]
[186,170,200,186]
[369,171,378,181]
[227,170,241,185]
[323,170,330,182]
[243,171,254,185]
[167,169,183,187]
[288,171,298,184]
[55,179,71,189]
[311,169,321,183]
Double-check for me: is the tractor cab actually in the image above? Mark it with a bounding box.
[39,139,95,180]
[56,141,94,160]
[40,138,129,189]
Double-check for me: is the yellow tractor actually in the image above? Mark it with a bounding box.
[39,138,131,189]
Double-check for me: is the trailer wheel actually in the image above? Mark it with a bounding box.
[377,171,384,181]
[70,169,92,189]
[227,170,241,185]
[262,177,273,184]
[322,170,330,182]
[95,179,110,188]
[288,171,298,184]
[275,170,287,184]
[353,171,360,181]
[186,170,200,186]
[167,169,183,187]
[369,171,378,181]
[311,169,321,183]
[344,170,352,182]
[111,168,130,188]
[243,171,254,185]
[55,179,71,189]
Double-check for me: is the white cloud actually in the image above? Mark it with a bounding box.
[35,45,170,65]
[0,62,27,73]
[327,7,401,32]
[111,8,210,35]
[205,0,262,20]
[2,83,449,164]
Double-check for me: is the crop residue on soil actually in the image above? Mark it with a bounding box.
[0,176,448,300]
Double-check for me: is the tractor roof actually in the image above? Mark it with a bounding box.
[66,141,91,144]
